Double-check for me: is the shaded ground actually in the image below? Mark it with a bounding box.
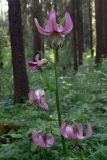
[0,51,107,160]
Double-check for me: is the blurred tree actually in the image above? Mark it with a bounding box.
[82,0,90,49]
[21,0,28,28]
[103,0,107,57]
[0,0,3,20]
[89,0,94,57]
[54,0,57,12]
[0,32,3,69]
[31,0,43,60]
[71,0,84,71]
[0,1,3,69]
[8,0,29,103]
[76,0,84,65]
[72,0,78,71]
[95,0,104,63]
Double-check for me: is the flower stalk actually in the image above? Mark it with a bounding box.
[54,47,67,155]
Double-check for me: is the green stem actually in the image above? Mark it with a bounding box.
[54,48,67,155]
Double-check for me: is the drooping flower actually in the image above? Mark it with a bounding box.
[28,54,48,72]
[32,130,55,148]
[61,122,93,140]
[35,8,73,38]
[28,89,48,111]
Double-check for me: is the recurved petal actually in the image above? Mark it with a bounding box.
[28,90,36,104]
[65,125,74,139]
[32,131,39,143]
[77,123,83,137]
[86,122,93,138]
[28,61,39,72]
[45,20,53,32]
[35,54,40,61]
[56,24,64,33]
[61,12,73,36]
[76,134,85,140]
[46,136,55,148]
[61,122,72,139]
[35,18,52,36]
[28,61,37,67]
[60,122,67,137]
[76,122,93,140]
[39,97,48,111]
[36,60,43,67]
[32,131,44,147]
[49,8,57,31]
[35,58,48,67]
[35,89,45,100]
[39,59,48,66]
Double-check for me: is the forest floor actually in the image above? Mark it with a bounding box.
[0,49,107,160]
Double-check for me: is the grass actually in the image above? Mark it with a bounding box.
[0,48,107,160]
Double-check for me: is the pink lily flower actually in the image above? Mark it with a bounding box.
[28,54,48,72]
[28,89,48,111]
[61,122,93,141]
[35,8,73,37]
[32,130,55,148]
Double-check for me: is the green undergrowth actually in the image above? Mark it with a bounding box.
[0,49,107,160]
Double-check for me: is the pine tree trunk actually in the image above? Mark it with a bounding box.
[89,0,94,57]
[0,0,3,21]
[8,0,29,103]
[103,0,107,56]
[32,0,43,60]
[54,0,57,12]
[76,0,84,65]
[95,0,104,63]
[72,0,78,71]
[0,1,3,69]
[20,0,28,29]
[0,34,3,69]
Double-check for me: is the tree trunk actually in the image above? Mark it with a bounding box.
[8,0,29,103]
[95,0,104,63]
[20,0,28,29]
[32,0,43,60]
[54,0,57,12]
[76,0,84,65]
[72,0,78,71]
[89,0,94,57]
[0,33,3,69]
[0,1,3,69]
[0,0,3,21]
[103,0,107,56]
